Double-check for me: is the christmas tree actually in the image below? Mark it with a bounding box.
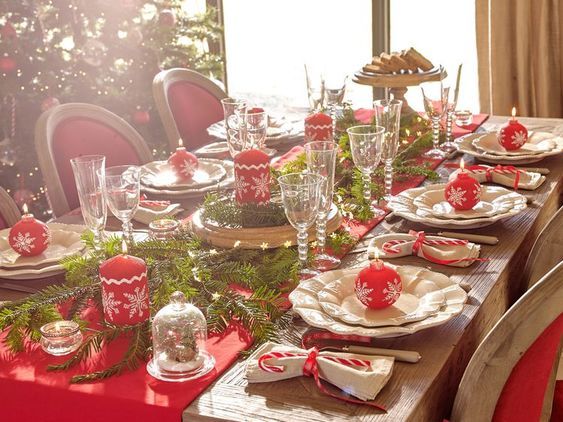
[0,0,224,219]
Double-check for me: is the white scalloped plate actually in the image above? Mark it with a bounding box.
[387,183,527,229]
[141,159,226,189]
[289,266,467,338]
[456,132,563,165]
[317,265,446,327]
[413,186,524,220]
[472,132,556,156]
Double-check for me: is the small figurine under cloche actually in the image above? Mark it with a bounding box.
[147,291,215,382]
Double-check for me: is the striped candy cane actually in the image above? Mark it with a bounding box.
[467,165,521,189]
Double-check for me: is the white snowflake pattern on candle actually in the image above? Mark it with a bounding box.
[251,173,270,199]
[234,175,250,195]
[382,278,402,304]
[511,131,527,147]
[102,290,122,319]
[123,285,149,319]
[446,186,467,207]
[355,281,374,303]
[12,232,36,253]
[180,158,197,178]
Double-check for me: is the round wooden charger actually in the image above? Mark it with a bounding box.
[189,204,343,249]
[353,67,446,88]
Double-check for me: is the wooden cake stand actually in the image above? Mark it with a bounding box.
[189,205,343,250]
[353,67,447,115]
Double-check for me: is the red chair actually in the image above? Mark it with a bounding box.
[153,68,227,152]
[451,261,563,422]
[35,103,153,217]
[0,187,21,230]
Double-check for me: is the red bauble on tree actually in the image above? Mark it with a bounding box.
[168,141,199,180]
[133,109,150,125]
[444,169,481,211]
[9,206,50,257]
[354,259,402,310]
[41,97,60,112]
[158,9,177,27]
[497,107,528,151]
[304,113,333,142]
[99,244,150,326]
[234,149,271,205]
[0,56,17,74]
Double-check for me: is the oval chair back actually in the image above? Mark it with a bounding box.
[451,261,563,422]
[35,103,153,217]
[153,68,226,152]
[0,187,21,229]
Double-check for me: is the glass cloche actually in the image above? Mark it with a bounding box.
[147,291,215,382]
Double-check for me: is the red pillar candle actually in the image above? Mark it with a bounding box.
[234,148,271,205]
[9,204,50,257]
[99,241,150,325]
[167,139,199,180]
[355,252,402,309]
[498,107,528,150]
[445,159,482,210]
[304,112,333,142]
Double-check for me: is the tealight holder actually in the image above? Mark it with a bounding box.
[454,110,472,127]
[39,321,83,356]
[149,219,179,240]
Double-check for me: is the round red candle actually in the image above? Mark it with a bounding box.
[99,242,149,325]
[234,148,271,205]
[354,257,402,310]
[304,112,333,142]
[497,107,528,150]
[445,160,481,210]
[9,204,50,257]
[167,139,199,180]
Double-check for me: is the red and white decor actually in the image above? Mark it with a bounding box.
[497,107,528,150]
[99,242,150,325]
[354,257,402,310]
[168,139,199,180]
[233,148,271,205]
[444,160,482,210]
[304,112,333,142]
[8,204,50,257]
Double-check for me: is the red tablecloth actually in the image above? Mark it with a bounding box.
[0,112,488,422]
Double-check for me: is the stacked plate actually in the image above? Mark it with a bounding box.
[140,159,234,198]
[0,223,86,280]
[456,131,563,165]
[206,116,304,148]
[387,183,527,229]
[289,265,467,338]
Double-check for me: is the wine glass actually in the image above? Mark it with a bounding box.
[373,99,402,202]
[103,165,141,243]
[239,108,268,150]
[346,125,385,217]
[442,85,458,152]
[277,173,324,279]
[221,97,247,158]
[70,155,107,249]
[304,141,339,271]
[324,74,347,137]
[304,64,325,112]
[421,81,449,159]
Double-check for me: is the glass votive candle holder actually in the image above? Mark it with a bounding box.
[149,219,179,240]
[454,110,473,127]
[40,321,83,356]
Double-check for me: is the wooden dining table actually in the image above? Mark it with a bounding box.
[2,115,562,421]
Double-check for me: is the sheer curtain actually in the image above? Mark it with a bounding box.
[476,0,563,117]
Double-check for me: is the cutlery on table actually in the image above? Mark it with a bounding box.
[434,232,499,245]
[319,345,421,363]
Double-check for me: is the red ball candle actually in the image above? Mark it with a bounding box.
[444,159,482,210]
[9,204,50,257]
[304,112,333,142]
[99,241,150,325]
[167,139,199,181]
[497,107,528,150]
[354,254,402,309]
[234,148,271,205]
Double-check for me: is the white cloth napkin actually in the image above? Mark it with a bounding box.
[133,203,182,225]
[450,166,545,190]
[245,342,394,402]
[368,232,481,268]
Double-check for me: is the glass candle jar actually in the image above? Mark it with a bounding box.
[147,291,215,382]
[39,321,83,356]
[148,219,179,240]
[454,110,473,127]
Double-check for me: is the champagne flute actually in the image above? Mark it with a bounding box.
[346,125,385,217]
[221,97,247,158]
[304,141,339,271]
[277,173,324,280]
[103,165,141,243]
[304,64,325,112]
[374,99,402,201]
[421,80,449,159]
[443,64,463,151]
[70,155,107,249]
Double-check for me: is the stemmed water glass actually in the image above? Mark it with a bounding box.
[346,125,386,217]
[374,99,402,202]
[70,155,107,249]
[277,173,324,279]
[103,165,141,243]
[324,75,347,137]
[239,108,268,150]
[421,81,449,159]
[304,64,325,112]
[442,86,458,152]
[221,97,247,158]
[304,141,339,271]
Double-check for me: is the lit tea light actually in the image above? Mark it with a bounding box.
[40,320,83,356]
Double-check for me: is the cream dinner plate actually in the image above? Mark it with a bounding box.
[289,266,467,338]
[317,265,446,327]
[472,132,556,156]
[141,159,226,190]
[413,186,524,220]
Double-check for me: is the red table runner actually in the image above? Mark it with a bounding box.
[0,113,488,422]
